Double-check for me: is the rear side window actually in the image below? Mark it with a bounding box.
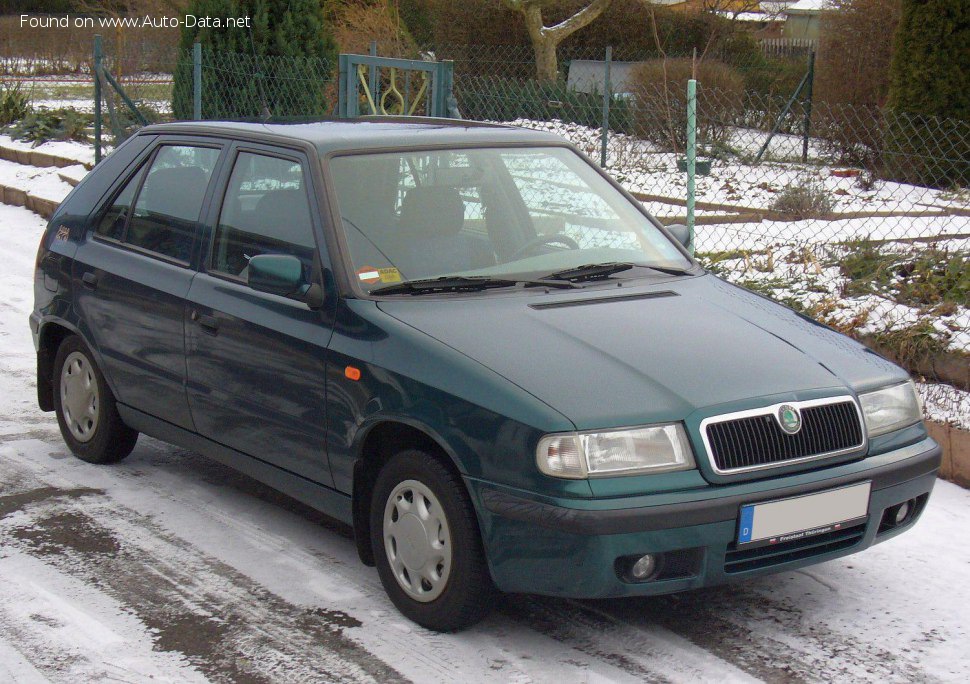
[210,151,316,279]
[96,144,220,262]
[126,146,220,261]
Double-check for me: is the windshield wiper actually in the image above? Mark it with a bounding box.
[540,262,636,282]
[643,264,693,276]
[541,262,692,282]
[370,275,578,296]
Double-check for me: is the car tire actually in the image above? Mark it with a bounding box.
[371,448,495,631]
[53,335,138,464]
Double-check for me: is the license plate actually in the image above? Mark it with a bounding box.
[737,481,871,549]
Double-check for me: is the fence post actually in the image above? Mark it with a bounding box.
[368,40,378,106]
[441,61,459,118]
[93,34,102,164]
[754,66,811,164]
[801,49,815,163]
[686,78,697,242]
[600,46,612,168]
[192,42,202,121]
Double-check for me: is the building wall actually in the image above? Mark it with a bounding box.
[784,13,820,40]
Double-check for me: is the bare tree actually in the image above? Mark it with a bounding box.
[502,0,612,82]
[72,0,186,75]
[701,0,761,21]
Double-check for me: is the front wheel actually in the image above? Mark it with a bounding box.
[371,449,495,631]
[53,335,138,464]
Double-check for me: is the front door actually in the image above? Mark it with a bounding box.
[185,145,335,485]
[74,142,222,429]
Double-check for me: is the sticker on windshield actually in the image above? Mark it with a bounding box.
[378,267,401,283]
[357,266,381,284]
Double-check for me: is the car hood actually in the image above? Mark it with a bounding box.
[376,274,906,429]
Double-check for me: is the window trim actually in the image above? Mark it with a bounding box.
[204,144,320,287]
[90,140,224,268]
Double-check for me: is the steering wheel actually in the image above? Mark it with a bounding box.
[509,233,580,261]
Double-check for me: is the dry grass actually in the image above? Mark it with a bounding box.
[331,0,418,59]
[0,15,179,75]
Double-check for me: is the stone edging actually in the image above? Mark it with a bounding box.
[0,143,93,171]
[0,183,58,219]
[927,421,970,489]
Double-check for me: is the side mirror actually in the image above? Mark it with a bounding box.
[248,254,308,298]
[667,223,694,255]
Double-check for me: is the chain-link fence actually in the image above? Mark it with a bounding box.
[436,43,968,403]
[3,40,966,410]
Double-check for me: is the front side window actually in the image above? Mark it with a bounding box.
[126,146,220,260]
[329,146,690,292]
[210,151,316,279]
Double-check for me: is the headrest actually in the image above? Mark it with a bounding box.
[251,188,315,248]
[399,186,465,240]
[141,166,207,221]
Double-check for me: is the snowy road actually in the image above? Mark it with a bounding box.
[1,201,969,682]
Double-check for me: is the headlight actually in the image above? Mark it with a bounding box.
[859,381,922,437]
[537,424,694,479]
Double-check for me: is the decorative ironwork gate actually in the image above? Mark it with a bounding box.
[337,54,457,119]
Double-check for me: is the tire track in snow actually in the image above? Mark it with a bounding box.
[600,586,945,683]
[0,474,408,683]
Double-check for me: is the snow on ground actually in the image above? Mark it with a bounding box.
[919,384,970,431]
[503,118,970,215]
[695,215,969,253]
[0,158,79,203]
[705,236,970,364]
[0,134,96,167]
[1,191,970,681]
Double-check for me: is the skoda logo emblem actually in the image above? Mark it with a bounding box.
[777,405,802,434]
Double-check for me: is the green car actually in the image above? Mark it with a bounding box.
[31,119,939,631]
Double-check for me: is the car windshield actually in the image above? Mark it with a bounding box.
[329,146,691,293]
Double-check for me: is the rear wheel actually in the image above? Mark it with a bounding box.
[53,335,138,464]
[371,449,495,631]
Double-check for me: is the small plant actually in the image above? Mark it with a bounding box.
[894,248,969,308]
[871,320,951,371]
[0,81,31,127]
[6,107,92,147]
[855,167,878,192]
[836,238,892,297]
[836,241,968,309]
[770,176,835,219]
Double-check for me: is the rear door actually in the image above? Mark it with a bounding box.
[184,143,336,485]
[74,140,224,429]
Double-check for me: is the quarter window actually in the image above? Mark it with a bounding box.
[95,163,146,241]
[124,145,220,261]
[211,152,316,279]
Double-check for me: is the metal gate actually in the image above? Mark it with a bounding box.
[337,54,457,119]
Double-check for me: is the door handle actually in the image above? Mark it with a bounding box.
[81,272,99,290]
[192,310,220,334]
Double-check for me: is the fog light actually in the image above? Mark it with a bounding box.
[895,500,911,525]
[631,554,659,580]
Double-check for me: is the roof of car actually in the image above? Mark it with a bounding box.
[138,117,567,155]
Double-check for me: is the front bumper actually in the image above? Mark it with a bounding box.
[467,437,941,598]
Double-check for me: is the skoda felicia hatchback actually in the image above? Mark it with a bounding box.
[31,119,940,631]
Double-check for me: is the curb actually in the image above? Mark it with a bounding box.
[0,143,93,171]
[0,182,58,219]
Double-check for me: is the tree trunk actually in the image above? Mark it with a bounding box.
[534,37,559,83]
[509,0,613,83]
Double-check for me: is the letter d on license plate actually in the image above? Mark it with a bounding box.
[737,481,871,549]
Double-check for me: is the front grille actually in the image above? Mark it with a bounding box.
[724,523,866,574]
[704,398,864,474]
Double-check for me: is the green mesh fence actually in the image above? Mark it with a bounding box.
[57,41,970,408]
